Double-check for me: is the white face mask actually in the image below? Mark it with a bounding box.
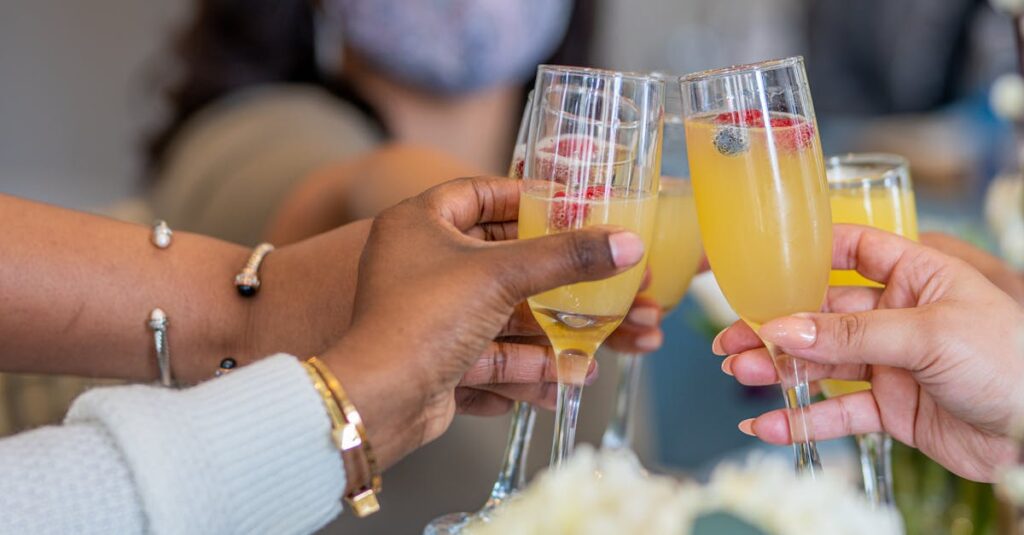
[317,0,573,94]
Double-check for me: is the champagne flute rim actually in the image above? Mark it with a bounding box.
[678,56,804,84]
[826,152,909,169]
[538,64,662,84]
[826,153,910,189]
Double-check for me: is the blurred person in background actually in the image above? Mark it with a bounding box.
[144,0,595,246]
[806,0,1017,209]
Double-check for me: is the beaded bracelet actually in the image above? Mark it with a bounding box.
[306,357,382,517]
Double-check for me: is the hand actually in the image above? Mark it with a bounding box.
[321,177,646,469]
[714,224,1024,482]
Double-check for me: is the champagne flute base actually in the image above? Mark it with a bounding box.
[856,431,895,507]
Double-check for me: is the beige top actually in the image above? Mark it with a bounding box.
[148,84,382,245]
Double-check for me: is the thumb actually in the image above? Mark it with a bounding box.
[757,308,933,371]
[490,227,645,304]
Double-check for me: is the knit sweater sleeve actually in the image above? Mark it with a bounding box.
[0,354,345,535]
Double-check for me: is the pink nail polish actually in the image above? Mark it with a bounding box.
[636,332,662,352]
[711,329,727,356]
[627,306,659,327]
[759,317,816,348]
[608,232,644,268]
[721,355,735,376]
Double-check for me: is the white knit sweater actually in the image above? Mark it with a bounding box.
[0,355,346,534]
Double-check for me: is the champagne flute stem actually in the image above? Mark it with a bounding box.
[765,341,823,477]
[551,382,584,467]
[601,353,644,450]
[856,432,895,507]
[483,402,537,510]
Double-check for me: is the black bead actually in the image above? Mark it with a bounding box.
[219,357,237,370]
[236,285,257,297]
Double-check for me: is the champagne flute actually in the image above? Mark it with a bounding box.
[601,78,703,451]
[423,94,538,535]
[822,153,917,505]
[680,57,830,476]
[519,65,664,467]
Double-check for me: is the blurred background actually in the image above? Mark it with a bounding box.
[1,0,1020,533]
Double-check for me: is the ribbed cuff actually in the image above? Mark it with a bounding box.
[66,355,344,535]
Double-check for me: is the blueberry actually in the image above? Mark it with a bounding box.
[713,126,749,156]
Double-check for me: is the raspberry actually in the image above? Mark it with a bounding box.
[715,109,765,126]
[510,158,525,179]
[712,109,815,153]
[535,135,603,184]
[550,186,607,229]
[769,116,815,151]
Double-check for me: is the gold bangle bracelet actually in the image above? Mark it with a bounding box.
[307,357,382,492]
[301,362,347,432]
[305,357,382,517]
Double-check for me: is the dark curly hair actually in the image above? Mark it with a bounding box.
[146,0,596,180]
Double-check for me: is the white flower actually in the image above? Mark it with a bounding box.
[991,73,1024,121]
[991,0,1024,15]
[469,447,695,535]
[695,456,903,535]
[474,448,902,535]
[985,172,1024,269]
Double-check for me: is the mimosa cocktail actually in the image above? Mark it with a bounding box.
[520,66,664,468]
[644,179,702,309]
[681,57,830,475]
[685,113,831,326]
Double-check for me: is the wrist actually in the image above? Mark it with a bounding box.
[318,328,434,471]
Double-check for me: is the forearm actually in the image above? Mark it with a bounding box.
[0,194,250,381]
[0,194,368,382]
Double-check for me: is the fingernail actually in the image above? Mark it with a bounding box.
[627,306,659,327]
[759,316,816,348]
[711,329,727,356]
[584,360,599,385]
[636,332,662,352]
[738,418,755,436]
[608,232,644,268]
[721,355,735,376]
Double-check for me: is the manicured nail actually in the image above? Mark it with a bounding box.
[608,232,645,268]
[711,329,727,356]
[721,355,735,376]
[627,306,659,327]
[584,360,599,385]
[738,418,756,436]
[636,332,662,352]
[759,316,816,348]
